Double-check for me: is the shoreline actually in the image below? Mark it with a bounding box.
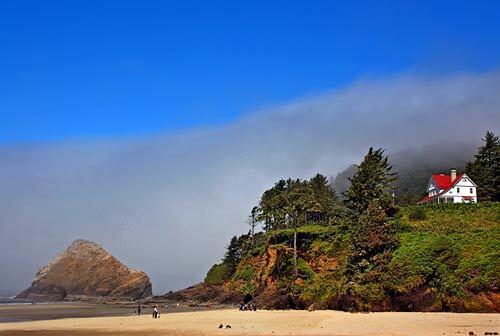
[0,307,499,336]
[0,302,232,323]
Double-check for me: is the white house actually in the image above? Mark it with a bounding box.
[419,169,477,204]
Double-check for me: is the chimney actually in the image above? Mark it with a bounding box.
[450,168,457,182]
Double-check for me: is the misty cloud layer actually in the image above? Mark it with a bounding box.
[1,71,499,295]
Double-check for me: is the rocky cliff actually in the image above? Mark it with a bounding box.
[17,239,152,301]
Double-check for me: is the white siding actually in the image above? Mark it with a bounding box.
[446,175,477,201]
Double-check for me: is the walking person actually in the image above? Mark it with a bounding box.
[137,304,141,316]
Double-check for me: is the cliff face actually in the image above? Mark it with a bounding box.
[223,240,499,312]
[17,239,152,301]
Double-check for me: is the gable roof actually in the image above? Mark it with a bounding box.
[431,173,464,190]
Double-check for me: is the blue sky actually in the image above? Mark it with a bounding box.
[1,0,499,142]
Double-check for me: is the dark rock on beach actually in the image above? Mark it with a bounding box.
[162,283,242,305]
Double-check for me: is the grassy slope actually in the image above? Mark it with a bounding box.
[390,203,499,297]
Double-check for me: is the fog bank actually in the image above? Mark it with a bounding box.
[1,71,499,295]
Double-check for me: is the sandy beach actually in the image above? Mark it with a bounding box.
[0,307,499,336]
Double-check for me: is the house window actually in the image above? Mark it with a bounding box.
[457,188,460,193]
[470,188,473,194]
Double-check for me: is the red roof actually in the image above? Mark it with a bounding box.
[431,173,463,190]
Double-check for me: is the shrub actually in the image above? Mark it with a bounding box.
[297,258,316,280]
[235,265,254,281]
[408,207,427,221]
[204,263,231,285]
[240,282,257,295]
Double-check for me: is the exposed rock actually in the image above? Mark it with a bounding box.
[391,286,439,312]
[162,283,242,305]
[17,239,152,301]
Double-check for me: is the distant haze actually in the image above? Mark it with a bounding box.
[1,71,499,295]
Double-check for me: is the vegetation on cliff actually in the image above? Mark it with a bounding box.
[204,132,499,312]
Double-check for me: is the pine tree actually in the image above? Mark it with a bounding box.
[223,236,242,274]
[284,178,314,277]
[351,199,396,269]
[308,173,339,223]
[345,147,397,214]
[257,179,288,231]
[345,148,398,279]
[466,131,500,201]
[248,206,258,248]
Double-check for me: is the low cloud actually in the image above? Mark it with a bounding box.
[1,71,499,295]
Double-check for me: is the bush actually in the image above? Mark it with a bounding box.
[297,258,316,280]
[235,265,254,281]
[408,207,427,221]
[239,282,257,295]
[204,263,231,285]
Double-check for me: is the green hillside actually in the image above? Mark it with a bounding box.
[206,203,499,312]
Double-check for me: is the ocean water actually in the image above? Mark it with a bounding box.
[0,297,31,305]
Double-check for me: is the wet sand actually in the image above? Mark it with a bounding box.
[0,303,139,323]
[0,308,499,336]
[0,303,219,323]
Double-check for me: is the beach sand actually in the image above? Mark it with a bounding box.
[1,307,499,336]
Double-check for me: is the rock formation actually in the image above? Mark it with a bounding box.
[17,239,152,301]
[162,283,242,305]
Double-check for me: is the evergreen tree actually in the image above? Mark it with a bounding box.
[284,178,314,277]
[351,199,397,270]
[256,174,344,232]
[286,178,315,224]
[345,147,397,214]
[466,131,500,202]
[345,148,398,279]
[248,206,258,248]
[257,179,288,230]
[223,236,242,273]
[308,173,339,223]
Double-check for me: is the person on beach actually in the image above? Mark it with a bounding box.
[153,305,158,318]
[137,305,141,316]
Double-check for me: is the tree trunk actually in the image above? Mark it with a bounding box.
[250,217,255,247]
[293,223,298,278]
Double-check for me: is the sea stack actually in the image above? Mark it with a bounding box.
[17,239,152,301]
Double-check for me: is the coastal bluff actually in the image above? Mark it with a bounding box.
[17,239,152,301]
